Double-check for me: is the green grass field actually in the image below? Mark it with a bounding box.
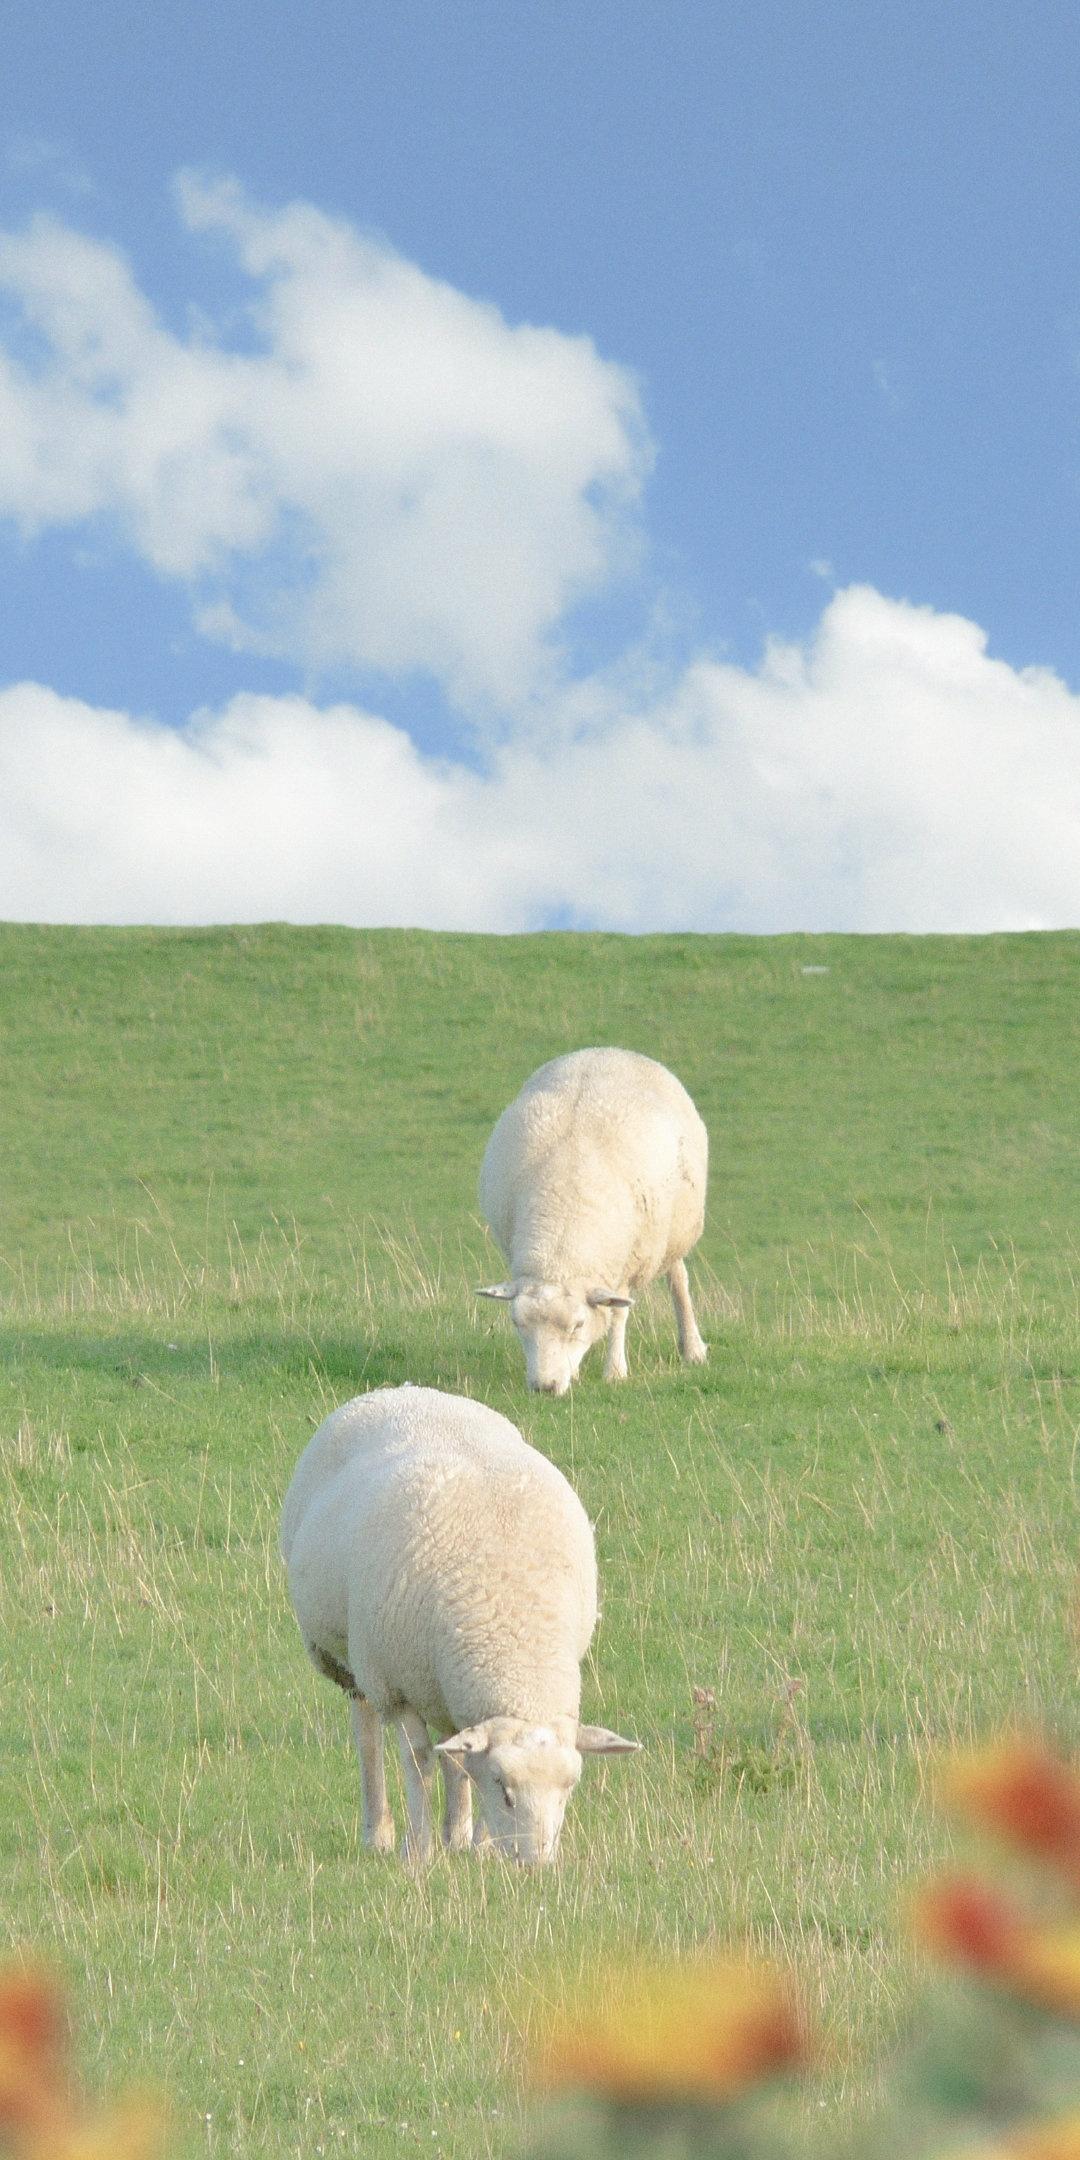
[1,925,1077,2158]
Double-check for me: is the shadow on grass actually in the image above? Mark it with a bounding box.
[0,1323,411,1393]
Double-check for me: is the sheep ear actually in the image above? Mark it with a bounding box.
[576,1724,643,1755]
[435,1725,490,1757]
[586,1289,634,1309]
[476,1283,518,1301]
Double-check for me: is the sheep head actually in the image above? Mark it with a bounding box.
[476,1280,633,1395]
[435,1716,640,1863]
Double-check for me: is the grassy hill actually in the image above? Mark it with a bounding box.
[1,925,1077,2158]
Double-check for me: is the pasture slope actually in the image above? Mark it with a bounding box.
[0,925,1077,2160]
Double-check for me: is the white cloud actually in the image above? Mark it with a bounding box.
[3,586,1078,932]
[0,177,649,709]
[1,179,1076,934]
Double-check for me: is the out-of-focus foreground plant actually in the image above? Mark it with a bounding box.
[0,1965,165,2160]
[529,1954,809,2160]
[4,1736,1078,2159]
[525,1737,1080,2160]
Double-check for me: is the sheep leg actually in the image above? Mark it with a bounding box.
[397,1710,437,1863]
[603,1301,630,1382]
[669,1258,708,1364]
[349,1696,395,1853]
[441,1756,473,1851]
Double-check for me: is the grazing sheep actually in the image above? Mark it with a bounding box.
[280,1384,639,1865]
[477,1047,708,1394]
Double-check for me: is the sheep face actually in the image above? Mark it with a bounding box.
[478,1281,632,1395]
[436,1718,641,1864]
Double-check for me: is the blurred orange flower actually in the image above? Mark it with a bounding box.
[914,1878,1031,1973]
[0,1964,167,2159]
[914,1879,1080,2019]
[0,1968,69,2146]
[532,1958,809,2105]
[943,1743,1080,1885]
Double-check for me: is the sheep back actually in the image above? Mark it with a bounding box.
[281,1386,597,1733]
[479,1047,707,1288]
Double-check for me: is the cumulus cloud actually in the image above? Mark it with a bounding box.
[3,587,1078,932]
[0,175,649,708]
[1,178,1076,933]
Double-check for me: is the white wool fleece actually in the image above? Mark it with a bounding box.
[478,1047,708,1391]
[281,1387,640,1865]
[281,1386,596,1732]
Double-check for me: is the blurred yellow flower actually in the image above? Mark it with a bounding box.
[22,2095,167,2160]
[939,2112,1080,2160]
[1013,2113,1080,2160]
[1016,1927,1080,2020]
[531,1958,808,2104]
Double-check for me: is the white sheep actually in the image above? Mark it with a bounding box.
[477,1047,709,1394]
[280,1384,639,1865]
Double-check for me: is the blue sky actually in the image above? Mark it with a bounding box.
[2,2,1079,930]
